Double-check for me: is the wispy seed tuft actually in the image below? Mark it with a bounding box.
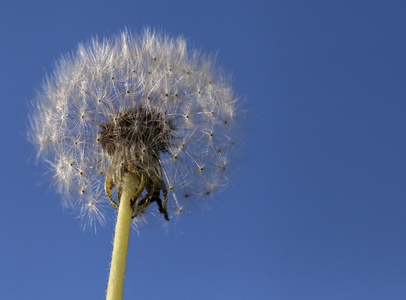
[29,28,240,231]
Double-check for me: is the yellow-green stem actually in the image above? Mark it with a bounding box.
[106,174,137,300]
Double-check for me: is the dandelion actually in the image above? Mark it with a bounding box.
[29,28,239,299]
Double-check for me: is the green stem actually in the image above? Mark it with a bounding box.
[106,174,137,300]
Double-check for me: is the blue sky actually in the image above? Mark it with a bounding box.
[1,0,406,299]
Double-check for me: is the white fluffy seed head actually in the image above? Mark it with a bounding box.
[29,28,240,231]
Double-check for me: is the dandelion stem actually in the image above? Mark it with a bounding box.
[106,173,138,300]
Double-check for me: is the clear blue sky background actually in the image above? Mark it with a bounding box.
[1,0,406,299]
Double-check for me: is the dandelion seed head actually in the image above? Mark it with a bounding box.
[29,28,241,231]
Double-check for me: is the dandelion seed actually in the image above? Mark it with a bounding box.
[29,28,240,231]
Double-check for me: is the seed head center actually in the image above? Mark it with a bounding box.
[99,105,173,157]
